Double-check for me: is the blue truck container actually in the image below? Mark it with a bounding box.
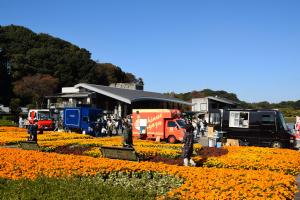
[63,107,102,134]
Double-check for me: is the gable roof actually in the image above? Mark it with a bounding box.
[207,96,237,105]
[74,83,192,106]
[192,96,238,105]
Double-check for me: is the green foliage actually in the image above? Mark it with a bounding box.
[0,49,12,105]
[0,25,140,106]
[0,119,16,126]
[166,89,240,102]
[285,117,296,123]
[13,74,58,108]
[0,172,182,200]
[9,98,21,119]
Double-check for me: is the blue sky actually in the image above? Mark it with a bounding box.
[1,0,300,103]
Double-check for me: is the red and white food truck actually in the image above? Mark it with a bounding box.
[28,109,53,131]
[132,109,186,143]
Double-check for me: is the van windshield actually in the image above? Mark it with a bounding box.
[38,111,50,120]
[279,112,288,131]
[176,120,186,128]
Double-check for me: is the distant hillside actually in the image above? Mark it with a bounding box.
[165,89,240,102]
[0,25,141,106]
[167,89,300,118]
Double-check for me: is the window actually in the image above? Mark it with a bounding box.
[38,111,50,120]
[168,121,177,127]
[176,120,186,128]
[210,113,220,124]
[229,111,249,128]
[200,103,207,111]
[261,114,275,125]
[278,112,288,131]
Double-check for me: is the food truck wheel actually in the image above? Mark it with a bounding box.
[167,135,177,144]
[271,141,282,148]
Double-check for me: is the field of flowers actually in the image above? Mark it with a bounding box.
[0,126,202,159]
[1,126,300,199]
[0,148,297,199]
[196,146,300,175]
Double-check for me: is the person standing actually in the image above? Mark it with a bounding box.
[53,119,59,131]
[18,116,24,128]
[94,122,102,137]
[122,119,133,148]
[107,119,113,137]
[196,119,201,136]
[199,119,204,137]
[182,121,196,166]
[118,118,123,134]
[28,119,38,143]
[192,118,198,137]
[203,119,208,130]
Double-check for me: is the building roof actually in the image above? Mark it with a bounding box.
[0,105,9,113]
[0,105,28,114]
[74,83,192,106]
[46,92,93,98]
[193,96,238,105]
[207,96,238,105]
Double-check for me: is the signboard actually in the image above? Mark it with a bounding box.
[140,119,147,127]
[64,109,80,127]
[100,146,139,161]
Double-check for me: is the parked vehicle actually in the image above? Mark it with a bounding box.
[28,109,53,131]
[131,109,186,143]
[218,109,296,148]
[294,116,300,147]
[63,107,102,134]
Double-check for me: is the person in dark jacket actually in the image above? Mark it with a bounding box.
[94,122,102,137]
[122,119,133,148]
[28,120,38,143]
[182,120,196,166]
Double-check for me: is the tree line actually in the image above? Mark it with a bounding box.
[0,25,141,110]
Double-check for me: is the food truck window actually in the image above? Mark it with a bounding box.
[210,113,220,125]
[229,111,249,128]
[38,111,50,120]
[167,121,177,127]
[176,120,186,128]
[261,114,275,125]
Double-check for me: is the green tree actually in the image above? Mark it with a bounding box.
[13,74,59,108]
[0,48,12,105]
[0,25,139,106]
[9,98,22,121]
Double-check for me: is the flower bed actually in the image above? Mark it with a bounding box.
[0,127,299,199]
[38,136,202,159]
[198,146,300,175]
[0,126,202,159]
[0,148,297,199]
[0,127,28,145]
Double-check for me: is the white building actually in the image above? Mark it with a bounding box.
[192,96,237,124]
